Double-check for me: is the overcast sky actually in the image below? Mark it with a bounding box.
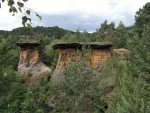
[0,0,149,32]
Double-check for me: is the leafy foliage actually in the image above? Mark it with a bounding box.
[127,26,150,79]
[106,58,150,113]
[135,2,150,36]
[0,69,52,113]
[0,2,150,113]
[0,0,41,27]
[0,36,19,70]
[48,61,107,113]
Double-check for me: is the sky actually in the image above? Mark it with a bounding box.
[0,0,149,32]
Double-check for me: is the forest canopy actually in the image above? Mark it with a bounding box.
[0,2,150,113]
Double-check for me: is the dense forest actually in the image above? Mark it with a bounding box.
[0,2,150,113]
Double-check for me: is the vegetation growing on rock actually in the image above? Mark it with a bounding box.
[0,2,150,113]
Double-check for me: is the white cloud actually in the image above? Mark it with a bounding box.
[0,0,149,31]
[0,1,22,30]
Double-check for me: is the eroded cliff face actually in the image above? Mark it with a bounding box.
[16,42,51,85]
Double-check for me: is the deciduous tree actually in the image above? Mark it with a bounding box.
[0,0,41,27]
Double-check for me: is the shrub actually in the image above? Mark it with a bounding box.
[48,61,108,113]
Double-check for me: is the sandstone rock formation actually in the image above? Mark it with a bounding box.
[53,42,113,69]
[113,48,129,60]
[16,41,51,85]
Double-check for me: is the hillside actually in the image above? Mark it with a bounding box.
[0,2,150,113]
[0,26,74,39]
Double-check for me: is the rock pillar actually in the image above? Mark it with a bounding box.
[16,41,51,85]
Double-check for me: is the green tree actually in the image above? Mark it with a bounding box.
[48,60,107,113]
[110,21,126,48]
[62,31,76,42]
[126,25,150,79]
[0,36,19,70]
[96,20,115,42]
[135,2,150,36]
[0,71,52,113]
[44,39,64,70]
[105,46,150,113]
[107,62,150,113]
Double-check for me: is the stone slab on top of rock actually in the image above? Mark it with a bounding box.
[16,40,51,86]
[52,42,113,69]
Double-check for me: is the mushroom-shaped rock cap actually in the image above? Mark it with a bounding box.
[16,41,40,47]
[53,42,113,49]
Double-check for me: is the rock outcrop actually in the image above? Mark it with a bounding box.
[113,48,129,61]
[16,41,51,85]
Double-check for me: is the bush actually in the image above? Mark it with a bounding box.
[48,61,107,113]
[106,51,150,113]
[0,68,52,113]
